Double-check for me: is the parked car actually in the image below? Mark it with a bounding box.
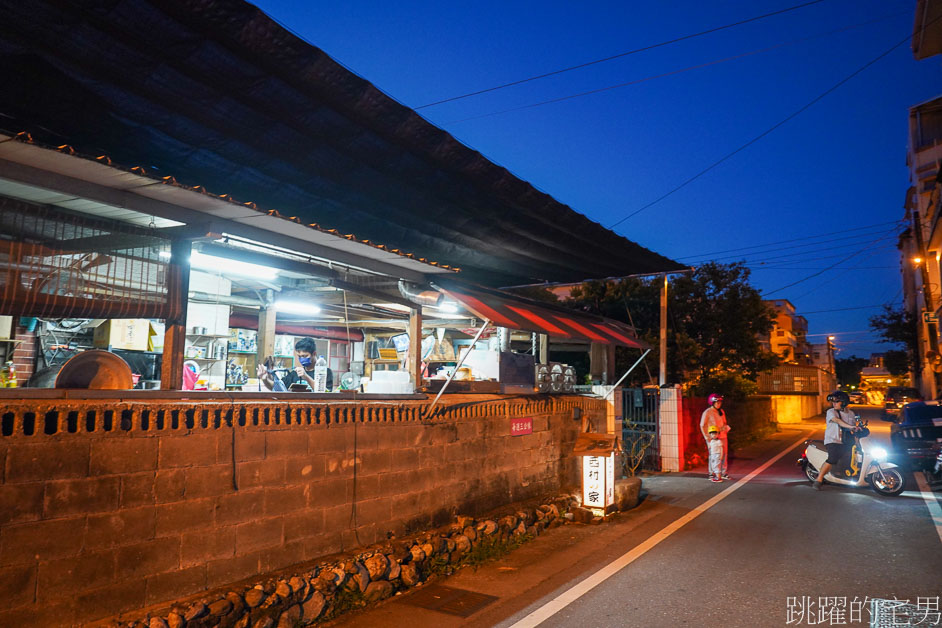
[881,387,923,422]
[847,390,867,405]
[890,401,942,471]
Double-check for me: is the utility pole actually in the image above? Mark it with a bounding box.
[659,273,667,386]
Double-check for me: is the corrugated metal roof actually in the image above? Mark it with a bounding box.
[0,0,685,286]
[0,134,455,278]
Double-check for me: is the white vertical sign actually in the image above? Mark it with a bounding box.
[583,453,615,510]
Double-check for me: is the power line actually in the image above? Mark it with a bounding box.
[677,220,901,259]
[607,27,922,229]
[762,232,895,296]
[689,226,901,263]
[788,246,892,299]
[800,304,886,314]
[416,0,830,109]
[749,266,896,270]
[735,237,898,266]
[445,12,905,125]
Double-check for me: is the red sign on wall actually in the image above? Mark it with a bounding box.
[510,417,533,436]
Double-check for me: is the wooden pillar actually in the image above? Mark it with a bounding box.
[589,342,617,384]
[538,333,548,364]
[408,308,423,387]
[257,299,277,367]
[589,342,606,383]
[160,239,191,390]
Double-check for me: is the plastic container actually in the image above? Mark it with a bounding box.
[313,355,328,393]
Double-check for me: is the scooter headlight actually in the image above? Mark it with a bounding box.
[870,447,888,461]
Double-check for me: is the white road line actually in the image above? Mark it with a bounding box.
[507,432,813,628]
[914,473,942,545]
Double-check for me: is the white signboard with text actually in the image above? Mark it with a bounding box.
[583,453,615,510]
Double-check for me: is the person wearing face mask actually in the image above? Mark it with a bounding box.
[256,336,333,392]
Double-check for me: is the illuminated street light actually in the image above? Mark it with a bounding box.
[913,256,924,265]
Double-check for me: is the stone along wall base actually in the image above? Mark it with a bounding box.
[0,394,605,626]
[107,496,578,628]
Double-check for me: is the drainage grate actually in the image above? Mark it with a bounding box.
[400,583,498,617]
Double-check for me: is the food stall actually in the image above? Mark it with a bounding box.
[0,191,644,396]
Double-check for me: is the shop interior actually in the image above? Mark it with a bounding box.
[2,232,596,395]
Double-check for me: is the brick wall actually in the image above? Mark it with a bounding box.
[0,394,602,626]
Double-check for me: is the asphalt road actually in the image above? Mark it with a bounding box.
[329,408,942,628]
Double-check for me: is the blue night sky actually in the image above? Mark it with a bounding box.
[253,0,941,359]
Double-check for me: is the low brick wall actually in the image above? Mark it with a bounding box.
[0,393,604,626]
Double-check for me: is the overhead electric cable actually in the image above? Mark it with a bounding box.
[417,0,829,109]
[711,236,898,266]
[607,21,933,230]
[800,304,886,314]
[677,220,901,259]
[761,232,895,296]
[747,240,896,268]
[749,266,896,270]
[688,226,901,263]
[789,246,892,299]
[444,12,905,125]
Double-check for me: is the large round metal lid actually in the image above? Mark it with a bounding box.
[54,350,133,389]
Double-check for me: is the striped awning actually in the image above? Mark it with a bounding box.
[433,279,648,349]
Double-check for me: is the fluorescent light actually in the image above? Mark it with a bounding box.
[189,250,278,280]
[158,251,172,260]
[274,299,321,315]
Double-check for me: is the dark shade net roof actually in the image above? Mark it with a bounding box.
[0,0,685,287]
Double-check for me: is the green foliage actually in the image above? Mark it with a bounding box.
[691,371,758,400]
[503,285,560,304]
[883,349,912,377]
[566,262,779,394]
[869,305,918,352]
[322,587,367,621]
[835,356,869,387]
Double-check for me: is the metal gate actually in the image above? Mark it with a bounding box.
[622,387,660,472]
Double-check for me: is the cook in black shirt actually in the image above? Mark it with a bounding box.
[256,336,332,391]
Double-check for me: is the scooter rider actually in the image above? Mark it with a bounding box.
[813,390,859,490]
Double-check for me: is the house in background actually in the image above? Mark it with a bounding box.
[901,0,942,399]
[764,299,812,364]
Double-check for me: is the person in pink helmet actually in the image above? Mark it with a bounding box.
[700,393,731,479]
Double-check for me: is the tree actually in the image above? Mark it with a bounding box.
[834,355,868,387]
[883,349,911,377]
[869,305,917,350]
[565,262,780,395]
[869,305,917,373]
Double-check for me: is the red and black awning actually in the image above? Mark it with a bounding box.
[432,279,648,349]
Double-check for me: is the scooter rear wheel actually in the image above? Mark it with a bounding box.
[868,468,905,496]
[803,462,819,483]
